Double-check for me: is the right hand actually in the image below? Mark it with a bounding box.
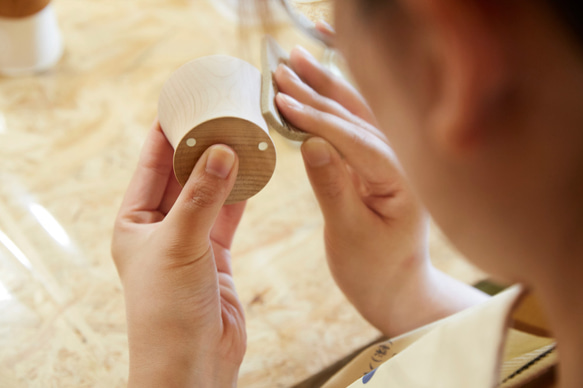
[112,123,247,387]
[275,47,487,336]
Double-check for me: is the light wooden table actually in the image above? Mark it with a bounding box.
[0,1,485,386]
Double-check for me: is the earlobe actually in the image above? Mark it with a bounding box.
[409,0,510,158]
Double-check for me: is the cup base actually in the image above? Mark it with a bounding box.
[174,117,277,205]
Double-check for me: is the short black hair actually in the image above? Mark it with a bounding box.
[359,0,583,47]
[551,1,583,45]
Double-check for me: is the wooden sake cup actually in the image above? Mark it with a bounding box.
[0,0,51,18]
[158,55,277,205]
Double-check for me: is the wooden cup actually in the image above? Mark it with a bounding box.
[0,0,51,18]
[158,55,277,205]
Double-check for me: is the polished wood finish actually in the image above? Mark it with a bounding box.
[0,0,50,18]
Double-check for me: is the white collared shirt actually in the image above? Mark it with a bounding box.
[322,285,557,388]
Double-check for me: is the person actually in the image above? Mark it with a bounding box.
[111,0,583,386]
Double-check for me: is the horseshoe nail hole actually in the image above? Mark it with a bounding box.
[186,138,196,147]
[258,142,268,151]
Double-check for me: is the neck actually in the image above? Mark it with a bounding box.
[522,20,583,386]
[534,244,583,388]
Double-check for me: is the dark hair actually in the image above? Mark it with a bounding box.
[551,1,583,45]
[357,0,583,46]
[259,0,583,49]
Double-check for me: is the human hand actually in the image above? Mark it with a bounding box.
[275,47,487,336]
[112,122,246,387]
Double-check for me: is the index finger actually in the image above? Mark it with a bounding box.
[118,121,175,221]
[289,46,377,125]
[277,93,404,193]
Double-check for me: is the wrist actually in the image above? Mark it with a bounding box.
[373,264,489,336]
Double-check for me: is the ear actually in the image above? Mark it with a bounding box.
[405,0,511,157]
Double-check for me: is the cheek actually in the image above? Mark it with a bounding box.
[335,5,424,181]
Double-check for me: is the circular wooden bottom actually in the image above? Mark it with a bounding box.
[173,117,276,204]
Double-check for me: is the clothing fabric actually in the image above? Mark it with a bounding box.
[322,285,557,388]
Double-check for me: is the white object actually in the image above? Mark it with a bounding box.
[0,4,63,76]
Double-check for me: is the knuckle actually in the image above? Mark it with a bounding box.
[306,105,327,124]
[319,176,345,200]
[309,86,332,108]
[348,126,370,146]
[317,69,337,93]
[293,104,320,131]
[186,181,222,210]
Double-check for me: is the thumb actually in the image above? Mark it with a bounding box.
[164,144,238,254]
[301,137,364,228]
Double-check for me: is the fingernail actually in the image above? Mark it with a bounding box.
[302,138,331,167]
[277,63,299,80]
[277,93,303,110]
[205,145,235,179]
[294,46,317,64]
[316,20,335,35]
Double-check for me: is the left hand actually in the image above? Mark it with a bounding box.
[112,122,246,387]
[273,46,488,336]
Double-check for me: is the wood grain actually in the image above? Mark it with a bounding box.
[158,55,277,204]
[173,117,276,204]
[0,0,50,18]
[261,35,310,142]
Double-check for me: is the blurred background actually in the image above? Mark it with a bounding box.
[0,0,485,386]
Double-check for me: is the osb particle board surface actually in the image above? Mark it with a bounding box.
[293,1,333,24]
[0,0,485,386]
